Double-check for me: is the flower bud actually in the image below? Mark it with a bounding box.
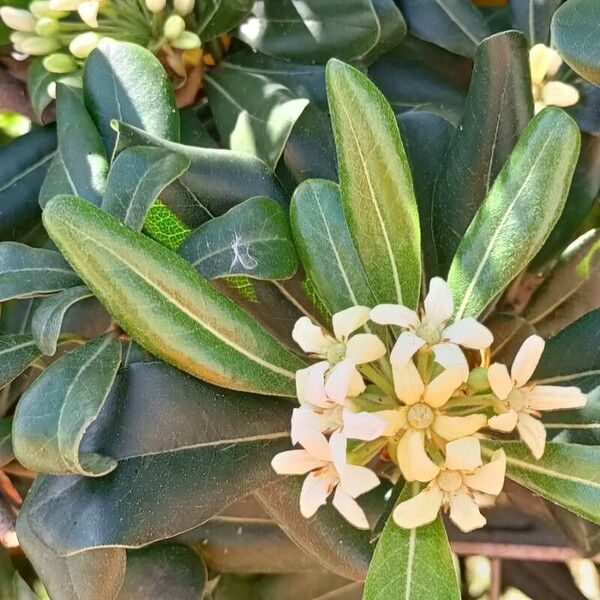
[77,0,99,28]
[47,81,57,99]
[163,14,185,40]
[69,30,99,58]
[30,1,69,19]
[49,0,83,10]
[174,0,195,15]
[10,31,29,52]
[0,7,37,32]
[34,16,59,37]
[43,52,77,73]
[467,367,490,393]
[171,30,200,50]
[144,0,165,13]
[20,35,61,55]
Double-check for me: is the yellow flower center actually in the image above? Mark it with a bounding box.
[407,403,435,430]
[437,469,463,493]
[326,342,346,364]
[508,388,530,412]
[416,323,442,346]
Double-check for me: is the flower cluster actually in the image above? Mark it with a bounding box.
[529,43,579,114]
[272,278,587,533]
[0,0,204,97]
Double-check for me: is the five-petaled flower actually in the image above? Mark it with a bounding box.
[370,277,493,380]
[487,335,587,459]
[393,437,506,532]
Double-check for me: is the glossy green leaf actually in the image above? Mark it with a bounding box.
[103,147,190,230]
[567,82,600,136]
[21,361,292,554]
[13,334,121,476]
[26,58,62,122]
[204,67,309,169]
[238,0,380,64]
[43,195,304,395]
[509,0,561,45]
[0,242,81,302]
[448,108,580,319]
[178,196,298,280]
[0,551,39,600]
[0,418,13,467]
[31,285,94,356]
[115,122,287,227]
[532,309,600,445]
[290,179,375,314]
[433,31,533,274]
[482,441,600,525]
[364,484,460,599]
[143,200,192,250]
[0,334,42,389]
[179,107,217,148]
[326,59,421,308]
[551,0,600,86]
[255,477,373,581]
[195,0,254,41]
[361,0,407,64]
[398,0,490,58]
[84,39,179,153]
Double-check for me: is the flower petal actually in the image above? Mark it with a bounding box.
[423,366,463,408]
[517,412,546,459]
[432,414,487,442]
[392,360,425,405]
[342,409,387,441]
[511,335,545,387]
[292,317,333,355]
[332,487,370,529]
[377,408,408,435]
[370,304,420,328]
[347,368,367,397]
[443,317,493,349]
[393,484,444,529]
[332,306,370,341]
[488,409,519,432]
[424,277,454,325]
[449,490,486,533]
[299,471,335,518]
[77,0,99,27]
[296,361,330,408]
[397,430,440,482]
[345,333,387,364]
[487,363,513,400]
[290,407,332,460]
[528,385,587,412]
[327,429,349,474]
[432,342,469,381]
[444,436,482,471]
[338,463,380,498]
[542,81,579,107]
[271,450,327,475]
[390,331,426,368]
[325,359,354,403]
[529,43,555,85]
[464,450,506,496]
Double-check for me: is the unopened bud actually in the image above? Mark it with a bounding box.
[43,52,77,73]
[30,1,69,19]
[0,7,36,32]
[20,35,61,55]
[163,14,185,40]
[35,16,59,36]
[144,0,165,13]
[174,0,195,15]
[69,31,99,58]
[49,0,83,10]
[171,30,200,50]
[77,0,99,28]
[10,31,30,52]
[467,367,490,393]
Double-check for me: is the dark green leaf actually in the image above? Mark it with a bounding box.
[509,0,561,45]
[103,147,190,230]
[255,477,373,581]
[0,551,39,600]
[179,107,217,148]
[178,196,298,280]
[0,124,55,239]
[21,361,292,554]
[237,0,380,64]
[0,334,41,389]
[26,58,62,122]
[0,242,80,301]
[84,39,179,154]
[290,179,375,314]
[551,0,600,86]
[364,484,460,599]
[360,0,407,64]
[433,31,533,275]
[13,334,121,476]
[326,59,421,308]
[43,195,304,395]
[195,0,254,41]
[398,0,490,58]
[448,108,580,319]
[0,418,13,467]
[31,285,94,356]
[115,122,288,228]
[482,441,600,525]
[567,82,600,136]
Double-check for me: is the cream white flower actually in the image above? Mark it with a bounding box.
[487,335,587,459]
[292,307,386,403]
[370,277,493,380]
[530,44,579,114]
[383,362,487,482]
[0,7,37,32]
[271,430,379,528]
[77,0,99,27]
[393,437,506,533]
